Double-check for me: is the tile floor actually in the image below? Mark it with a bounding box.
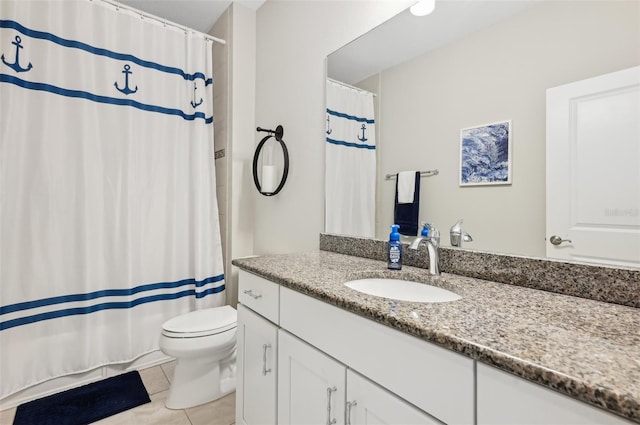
[0,361,236,425]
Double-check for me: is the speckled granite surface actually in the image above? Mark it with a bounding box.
[232,251,640,423]
[320,233,640,308]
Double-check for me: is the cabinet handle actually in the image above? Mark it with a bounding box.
[262,343,272,375]
[243,289,262,299]
[346,400,357,425]
[326,386,337,425]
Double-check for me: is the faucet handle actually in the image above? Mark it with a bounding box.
[430,226,440,246]
[450,219,473,247]
[450,219,463,234]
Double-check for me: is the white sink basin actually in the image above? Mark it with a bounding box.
[344,278,461,303]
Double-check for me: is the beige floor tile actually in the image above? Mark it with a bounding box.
[0,407,16,425]
[185,392,236,425]
[139,365,170,395]
[161,360,176,383]
[94,390,191,425]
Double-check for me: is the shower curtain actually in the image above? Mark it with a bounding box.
[0,0,225,398]
[325,79,376,237]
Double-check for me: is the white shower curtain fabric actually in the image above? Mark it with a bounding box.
[0,0,225,398]
[325,79,376,238]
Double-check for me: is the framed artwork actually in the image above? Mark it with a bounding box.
[460,120,512,186]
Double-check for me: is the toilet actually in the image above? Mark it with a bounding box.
[159,305,237,409]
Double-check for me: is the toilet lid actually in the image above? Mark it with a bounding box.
[162,305,237,337]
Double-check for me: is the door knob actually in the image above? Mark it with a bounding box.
[550,235,572,245]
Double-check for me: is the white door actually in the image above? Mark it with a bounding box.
[278,330,346,425]
[546,66,640,268]
[345,370,440,425]
[236,305,278,425]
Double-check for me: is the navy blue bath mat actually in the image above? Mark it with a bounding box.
[13,370,151,425]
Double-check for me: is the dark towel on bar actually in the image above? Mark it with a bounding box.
[394,171,420,236]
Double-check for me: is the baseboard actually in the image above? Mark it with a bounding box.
[0,350,173,411]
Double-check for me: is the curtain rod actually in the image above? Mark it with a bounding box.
[385,170,439,180]
[93,0,227,45]
[327,78,377,97]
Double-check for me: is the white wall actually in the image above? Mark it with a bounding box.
[210,7,232,303]
[228,3,257,305]
[373,1,640,257]
[211,4,256,306]
[254,1,413,254]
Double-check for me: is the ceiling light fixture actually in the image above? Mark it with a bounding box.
[410,0,436,17]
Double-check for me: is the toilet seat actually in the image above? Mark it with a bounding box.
[162,305,237,338]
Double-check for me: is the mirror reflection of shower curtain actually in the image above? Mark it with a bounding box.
[0,1,225,398]
[325,79,376,237]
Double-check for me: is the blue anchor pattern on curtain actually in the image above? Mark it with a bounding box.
[114,64,138,95]
[1,35,33,73]
[0,19,214,122]
[358,123,368,142]
[326,115,332,135]
[190,82,203,108]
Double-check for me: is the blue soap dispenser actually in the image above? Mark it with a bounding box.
[387,224,403,270]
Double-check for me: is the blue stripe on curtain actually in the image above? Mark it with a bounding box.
[327,108,375,124]
[0,275,225,331]
[0,275,224,315]
[0,19,213,85]
[326,137,376,150]
[0,74,214,123]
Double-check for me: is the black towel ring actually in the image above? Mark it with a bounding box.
[252,125,289,196]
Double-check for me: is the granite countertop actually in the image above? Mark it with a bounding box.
[232,250,640,423]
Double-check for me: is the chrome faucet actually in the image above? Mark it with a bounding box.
[450,219,473,248]
[410,223,440,275]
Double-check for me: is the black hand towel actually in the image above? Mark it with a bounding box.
[394,171,420,236]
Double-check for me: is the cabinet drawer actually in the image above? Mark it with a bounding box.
[238,270,279,324]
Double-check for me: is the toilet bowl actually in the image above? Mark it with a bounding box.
[159,305,237,409]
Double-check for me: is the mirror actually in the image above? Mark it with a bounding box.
[325,0,640,261]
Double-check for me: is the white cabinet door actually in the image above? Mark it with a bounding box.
[345,370,440,425]
[477,363,633,425]
[278,329,346,425]
[236,304,278,425]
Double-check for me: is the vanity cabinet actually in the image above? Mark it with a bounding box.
[237,267,635,425]
[236,272,279,425]
[477,363,632,425]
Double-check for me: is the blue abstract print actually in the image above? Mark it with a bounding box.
[460,121,511,185]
